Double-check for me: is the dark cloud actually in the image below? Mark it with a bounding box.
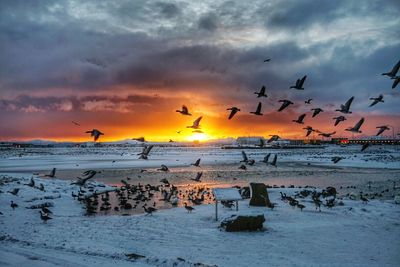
[198,13,218,31]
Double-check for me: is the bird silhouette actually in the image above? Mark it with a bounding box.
[71,170,97,186]
[44,168,56,178]
[71,121,80,126]
[376,125,390,136]
[293,114,306,124]
[277,100,294,111]
[263,58,271,62]
[260,153,271,164]
[311,108,323,117]
[254,86,268,97]
[318,131,336,138]
[270,155,277,167]
[382,60,400,78]
[333,116,346,126]
[304,98,313,104]
[290,75,307,90]
[85,129,104,141]
[240,151,249,163]
[303,126,314,137]
[191,158,201,167]
[336,96,354,114]
[250,102,263,115]
[191,172,203,182]
[176,105,192,115]
[392,76,400,89]
[267,135,280,143]
[369,95,384,107]
[138,145,154,160]
[158,164,169,172]
[331,156,343,164]
[227,107,240,120]
[345,118,364,133]
[187,116,202,129]
[361,143,370,152]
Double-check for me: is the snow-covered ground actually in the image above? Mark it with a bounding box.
[1,174,400,267]
[0,145,399,172]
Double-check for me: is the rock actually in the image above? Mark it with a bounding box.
[220,214,265,232]
[249,183,271,207]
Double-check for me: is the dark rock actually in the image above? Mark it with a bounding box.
[220,214,265,232]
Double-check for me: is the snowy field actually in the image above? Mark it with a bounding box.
[1,145,400,266]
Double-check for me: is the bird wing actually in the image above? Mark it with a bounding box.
[344,96,354,111]
[271,155,277,165]
[193,116,202,127]
[182,105,189,113]
[390,60,400,75]
[256,102,262,113]
[299,75,307,87]
[299,114,306,121]
[241,151,248,161]
[392,77,400,89]
[260,86,265,94]
[354,118,365,130]
[144,145,154,155]
[228,109,238,119]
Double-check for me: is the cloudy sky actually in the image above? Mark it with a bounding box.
[0,0,399,141]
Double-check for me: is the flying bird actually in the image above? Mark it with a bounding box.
[290,75,307,90]
[260,153,271,164]
[369,95,384,107]
[382,60,400,78]
[376,126,390,136]
[331,156,344,164]
[333,116,346,126]
[254,86,268,97]
[258,138,265,148]
[293,114,306,124]
[71,170,97,186]
[191,158,201,167]
[277,100,294,112]
[263,58,271,62]
[85,129,104,141]
[187,116,202,129]
[305,99,313,104]
[336,96,354,114]
[250,102,263,115]
[72,121,80,126]
[240,151,249,163]
[345,118,364,133]
[267,135,280,143]
[361,143,370,152]
[227,107,240,120]
[303,126,314,137]
[318,131,336,138]
[311,108,323,117]
[270,155,277,167]
[138,145,154,160]
[191,172,203,182]
[176,105,192,116]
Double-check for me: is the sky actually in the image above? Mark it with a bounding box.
[0,0,399,142]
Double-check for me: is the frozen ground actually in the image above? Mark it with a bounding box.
[1,174,400,267]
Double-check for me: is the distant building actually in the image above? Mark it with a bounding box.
[236,136,264,146]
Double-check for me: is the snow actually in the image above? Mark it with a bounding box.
[1,174,400,267]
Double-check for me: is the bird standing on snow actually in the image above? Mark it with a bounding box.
[184,202,195,213]
[158,164,169,172]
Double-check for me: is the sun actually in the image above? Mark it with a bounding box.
[185,133,210,142]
